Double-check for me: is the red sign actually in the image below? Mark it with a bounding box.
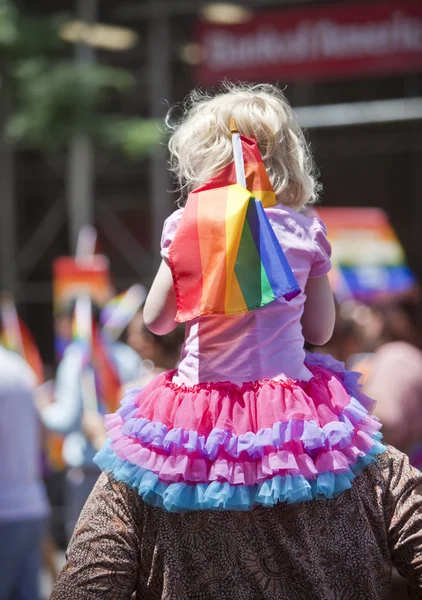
[53,256,112,310]
[196,1,422,84]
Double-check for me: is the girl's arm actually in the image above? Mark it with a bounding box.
[301,275,335,346]
[143,260,178,335]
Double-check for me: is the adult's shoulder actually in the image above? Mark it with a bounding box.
[367,445,422,492]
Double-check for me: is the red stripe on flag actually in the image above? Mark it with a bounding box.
[170,192,203,322]
[18,318,44,384]
[91,328,121,414]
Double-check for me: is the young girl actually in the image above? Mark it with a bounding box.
[93,83,385,513]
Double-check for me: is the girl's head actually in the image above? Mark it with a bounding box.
[167,83,320,210]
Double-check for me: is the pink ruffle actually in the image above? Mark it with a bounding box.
[102,357,383,489]
[131,366,351,436]
[109,425,377,486]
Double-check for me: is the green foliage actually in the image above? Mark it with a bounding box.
[104,118,164,158]
[1,0,161,156]
[0,0,64,58]
[0,0,18,47]
[7,60,134,148]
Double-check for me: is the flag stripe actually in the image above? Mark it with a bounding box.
[169,135,301,322]
[225,185,250,313]
[242,199,274,305]
[253,200,301,299]
[235,214,263,309]
[171,193,203,321]
[198,187,227,314]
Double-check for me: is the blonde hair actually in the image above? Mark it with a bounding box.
[167,83,320,210]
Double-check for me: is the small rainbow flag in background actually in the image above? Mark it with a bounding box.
[169,135,300,322]
[72,296,121,414]
[91,325,122,414]
[101,284,146,340]
[0,297,44,384]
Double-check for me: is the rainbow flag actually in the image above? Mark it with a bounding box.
[317,207,416,302]
[169,135,300,322]
[1,300,44,384]
[91,325,122,414]
[101,284,146,339]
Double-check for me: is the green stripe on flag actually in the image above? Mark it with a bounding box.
[234,217,273,309]
[261,261,274,305]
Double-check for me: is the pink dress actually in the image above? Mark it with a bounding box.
[95,205,385,512]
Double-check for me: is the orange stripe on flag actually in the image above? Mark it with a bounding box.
[198,187,228,314]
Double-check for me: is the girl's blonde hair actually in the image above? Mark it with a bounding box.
[167,83,320,210]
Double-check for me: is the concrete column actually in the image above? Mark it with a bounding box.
[147,1,172,271]
[67,0,97,254]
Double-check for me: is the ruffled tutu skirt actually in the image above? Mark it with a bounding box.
[95,352,385,512]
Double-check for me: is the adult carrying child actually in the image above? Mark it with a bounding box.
[51,84,422,600]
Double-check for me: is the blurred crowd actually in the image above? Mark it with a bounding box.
[1,209,421,600]
[0,289,185,599]
[1,279,422,598]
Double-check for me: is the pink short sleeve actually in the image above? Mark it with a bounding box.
[160,209,183,263]
[309,218,332,278]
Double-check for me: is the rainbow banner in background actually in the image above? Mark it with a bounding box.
[317,207,416,302]
[53,255,112,312]
[169,136,300,322]
[53,255,112,358]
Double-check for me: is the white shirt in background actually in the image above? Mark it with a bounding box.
[0,346,49,522]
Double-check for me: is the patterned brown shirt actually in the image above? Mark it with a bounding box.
[51,446,422,599]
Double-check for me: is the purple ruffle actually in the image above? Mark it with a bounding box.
[108,394,380,461]
[305,351,375,413]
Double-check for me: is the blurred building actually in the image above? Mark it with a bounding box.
[2,0,421,362]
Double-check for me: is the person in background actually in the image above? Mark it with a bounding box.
[0,344,49,600]
[364,341,422,457]
[126,307,184,386]
[306,302,365,365]
[38,299,141,540]
[54,306,74,361]
[83,306,184,450]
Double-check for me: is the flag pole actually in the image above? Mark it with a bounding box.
[229,117,246,188]
[75,225,97,264]
[74,296,99,414]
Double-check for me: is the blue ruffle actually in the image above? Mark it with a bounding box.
[94,437,386,513]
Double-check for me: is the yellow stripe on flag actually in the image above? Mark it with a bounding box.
[254,189,276,208]
[225,184,250,314]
